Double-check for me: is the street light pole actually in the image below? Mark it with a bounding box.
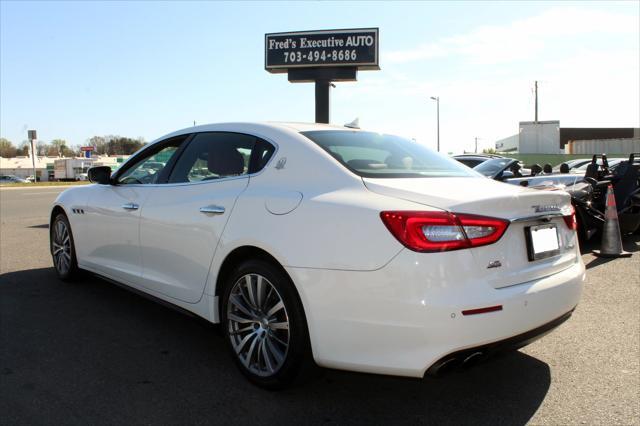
[28,130,37,183]
[430,96,440,152]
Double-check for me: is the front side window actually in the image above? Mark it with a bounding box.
[168,132,259,183]
[117,140,184,185]
[302,130,476,178]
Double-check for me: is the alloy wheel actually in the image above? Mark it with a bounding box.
[226,273,290,377]
[52,219,72,275]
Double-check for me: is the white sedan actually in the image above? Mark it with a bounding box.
[50,122,585,388]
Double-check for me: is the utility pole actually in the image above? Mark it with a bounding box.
[534,80,538,123]
[430,96,440,152]
[474,136,480,153]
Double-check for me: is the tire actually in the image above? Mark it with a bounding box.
[50,213,79,281]
[221,259,312,389]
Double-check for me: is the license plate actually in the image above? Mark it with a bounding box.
[525,224,560,261]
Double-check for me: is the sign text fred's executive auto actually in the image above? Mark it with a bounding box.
[265,28,379,71]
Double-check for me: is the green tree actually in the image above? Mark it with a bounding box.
[0,138,18,157]
[482,148,497,154]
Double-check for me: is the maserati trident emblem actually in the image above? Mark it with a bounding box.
[532,204,561,213]
[487,260,502,269]
[275,157,287,170]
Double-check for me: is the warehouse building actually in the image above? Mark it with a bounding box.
[495,121,639,154]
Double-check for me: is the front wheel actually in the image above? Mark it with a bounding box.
[221,259,312,389]
[50,213,79,280]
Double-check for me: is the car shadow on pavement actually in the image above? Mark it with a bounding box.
[1,267,550,426]
[26,223,49,229]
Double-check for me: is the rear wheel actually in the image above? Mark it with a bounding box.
[50,213,79,280]
[221,259,312,389]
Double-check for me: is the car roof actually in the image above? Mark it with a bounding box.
[270,122,359,132]
[151,121,362,146]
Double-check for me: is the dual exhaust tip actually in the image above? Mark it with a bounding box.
[427,351,488,376]
[425,309,576,377]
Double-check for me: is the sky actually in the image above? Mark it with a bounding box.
[1,0,638,154]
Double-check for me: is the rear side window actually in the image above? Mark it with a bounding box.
[250,139,276,173]
[302,130,475,178]
[168,132,275,183]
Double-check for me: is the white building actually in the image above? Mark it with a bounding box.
[495,121,639,154]
[0,155,127,181]
[0,156,57,181]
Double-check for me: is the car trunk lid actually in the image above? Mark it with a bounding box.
[364,177,579,289]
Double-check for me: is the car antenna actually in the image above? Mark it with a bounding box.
[344,118,360,129]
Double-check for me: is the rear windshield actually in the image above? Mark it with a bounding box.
[301,130,476,178]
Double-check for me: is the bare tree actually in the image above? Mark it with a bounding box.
[0,138,18,157]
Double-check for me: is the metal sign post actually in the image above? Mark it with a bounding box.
[27,130,37,183]
[265,28,379,124]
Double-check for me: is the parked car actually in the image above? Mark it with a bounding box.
[75,173,88,181]
[571,158,628,173]
[473,157,532,179]
[479,155,640,240]
[0,175,29,184]
[551,158,591,173]
[453,153,504,168]
[50,122,584,388]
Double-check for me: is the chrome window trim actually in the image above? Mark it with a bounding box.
[113,132,279,188]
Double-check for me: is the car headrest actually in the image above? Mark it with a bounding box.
[559,163,570,173]
[543,164,552,173]
[530,164,542,176]
[208,146,244,176]
[584,163,599,180]
[347,159,384,169]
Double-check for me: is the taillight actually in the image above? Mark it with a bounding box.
[563,204,577,231]
[380,211,509,252]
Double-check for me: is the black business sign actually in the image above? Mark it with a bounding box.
[265,28,379,73]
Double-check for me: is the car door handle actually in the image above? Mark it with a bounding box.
[121,203,139,210]
[199,205,225,215]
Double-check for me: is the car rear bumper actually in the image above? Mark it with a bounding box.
[426,308,575,375]
[286,250,585,378]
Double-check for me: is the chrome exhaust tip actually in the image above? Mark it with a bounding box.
[461,351,485,368]
[428,357,461,376]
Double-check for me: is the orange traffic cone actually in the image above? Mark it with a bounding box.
[594,184,632,258]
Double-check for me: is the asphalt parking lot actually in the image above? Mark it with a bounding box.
[1,186,638,426]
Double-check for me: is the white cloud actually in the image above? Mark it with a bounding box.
[330,6,640,154]
[386,7,638,65]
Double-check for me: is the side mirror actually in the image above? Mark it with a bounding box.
[88,166,112,184]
